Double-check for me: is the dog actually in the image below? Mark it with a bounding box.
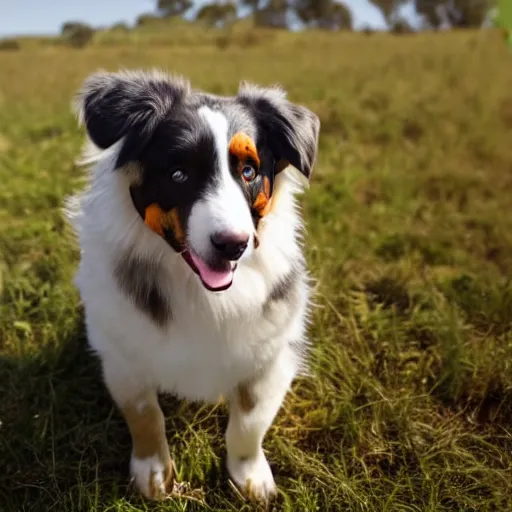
[66,69,320,502]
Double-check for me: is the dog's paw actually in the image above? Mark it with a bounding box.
[130,454,174,500]
[227,451,277,503]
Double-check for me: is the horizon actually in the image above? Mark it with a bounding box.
[0,0,423,38]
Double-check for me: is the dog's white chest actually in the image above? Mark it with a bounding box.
[152,323,279,401]
[81,260,304,402]
[96,304,289,402]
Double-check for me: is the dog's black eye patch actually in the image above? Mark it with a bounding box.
[237,84,320,181]
[128,109,221,249]
[134,112,217,209]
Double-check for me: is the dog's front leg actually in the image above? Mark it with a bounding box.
[226,349,296,503]
[103,364,174,500]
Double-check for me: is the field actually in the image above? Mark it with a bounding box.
[0,28,511,511]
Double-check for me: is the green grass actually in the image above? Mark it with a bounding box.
[1,29,512,511]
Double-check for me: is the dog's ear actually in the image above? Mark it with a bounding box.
[74,70,190,168]
[237,83,320,181]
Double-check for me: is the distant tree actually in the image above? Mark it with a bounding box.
[291,0,353,30]
[157,0,193,17]
[61,21,95,48]
[416,0,494,28]
[241,0,264,13]
[61,21,93,36]
[254,0,289,28]
[196,2,237,27]
[370,0,408,25]
[390,17,414,33]
[447,0,495,27]
[319,2,353,29]
[415,0,441,28]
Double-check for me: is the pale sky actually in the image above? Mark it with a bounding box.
[0,0,421,37]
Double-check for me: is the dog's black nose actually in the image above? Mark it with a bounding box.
[210,232,249,261]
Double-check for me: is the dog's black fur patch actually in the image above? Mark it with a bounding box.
[78,72,190,169]
[114,252,171,327]
[237,85,320,181]
[264,265,302,312]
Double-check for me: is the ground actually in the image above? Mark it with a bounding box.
[0,28,511,512]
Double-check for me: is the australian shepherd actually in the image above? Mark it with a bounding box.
[66,69,320,502]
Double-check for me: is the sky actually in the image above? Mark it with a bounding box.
[0,0,422,38]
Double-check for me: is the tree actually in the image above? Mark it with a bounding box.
[370,0,408,25]
[157,0,193,17]
[241,0,263,11]
[292,0,353,30]
[254,0,289,28]
[416,0,494,29]
[61,21,93,35]
[415,0,440,28]
[61,21,95,48]
[390,17,414,33]
[319,2,353,29]
[196,2,237,27]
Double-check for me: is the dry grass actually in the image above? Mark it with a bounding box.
[0,28,511,511]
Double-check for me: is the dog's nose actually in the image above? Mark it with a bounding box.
[210,231,249,261]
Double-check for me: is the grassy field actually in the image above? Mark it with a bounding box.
[0,28,511,511]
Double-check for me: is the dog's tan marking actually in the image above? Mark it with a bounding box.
[229,132,260,168]
[253,176,273,217]
[122,394,174,497]
[164,208,185,244]
[144,204,184,244]
[144,203,165,236]
[236,383,255,413]
[123,399,169,460]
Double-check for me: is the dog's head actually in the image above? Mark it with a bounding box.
[75,70,320,292]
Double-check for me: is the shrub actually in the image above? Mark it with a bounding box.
[0,39,20,51]
[110,22,130,32]
[391,19,415,35]
[61,22,95,48]
[136,13,163,27]
[215,35,230,50]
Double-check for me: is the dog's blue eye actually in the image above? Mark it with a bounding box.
[242,165,256,182]
[171,170,187,183]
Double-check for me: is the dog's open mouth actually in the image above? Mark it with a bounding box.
[181,250,236,292]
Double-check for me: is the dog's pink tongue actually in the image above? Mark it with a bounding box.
[189,251,233,290]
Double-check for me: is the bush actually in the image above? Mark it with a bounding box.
[110,22,130,32]
[61,21,91,36]
[136,13,163,27]
[0,39,20,51]
[391,19,415,35]
[65,27,94,48]
[215,35,230,50]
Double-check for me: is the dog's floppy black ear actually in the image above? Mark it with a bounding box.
[237,83,320,180]
[74,69,190,167]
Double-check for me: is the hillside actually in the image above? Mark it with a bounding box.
[0,28,511,511]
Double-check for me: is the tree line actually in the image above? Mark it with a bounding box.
[158,0,496,31]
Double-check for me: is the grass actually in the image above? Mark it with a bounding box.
[1,27,512,511]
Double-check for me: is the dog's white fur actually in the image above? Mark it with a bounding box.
[189,106,257,262]
[66,106,312,500]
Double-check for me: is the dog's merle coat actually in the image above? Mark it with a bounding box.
[68,69,320,501]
